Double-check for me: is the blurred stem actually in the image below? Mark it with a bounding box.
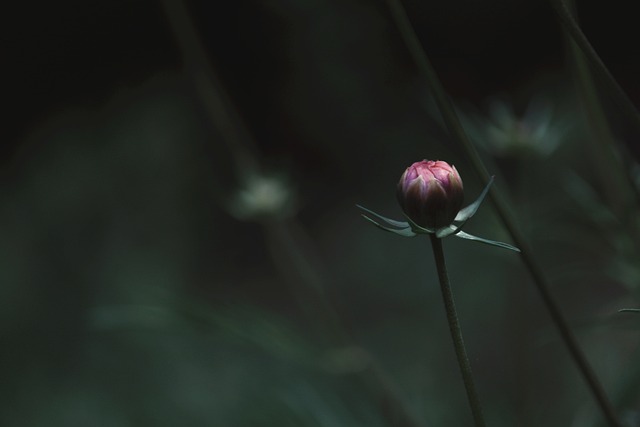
[611,339,640,409]
[265,219,426,427]
[385,1,623,426]
[160,0,259,179]
[570,37,626,211]
[161,0,430,427]
[549,0,640,133]
[564,0,640,236]
[264,219,349,346]
[552,0,640,214]
[161,1,429,425]
[429,235,486,427]
[162,1,428,424]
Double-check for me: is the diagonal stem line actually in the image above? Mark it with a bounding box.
[385,1,622,426]
[551,0,640,212]
[160,0,259,178]
[549,0,640,128]
[161,3,428,425]
[560,0,640,225]
[267,219,426,427]
[430,235,486,427]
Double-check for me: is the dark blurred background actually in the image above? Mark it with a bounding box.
[3,0,640,426]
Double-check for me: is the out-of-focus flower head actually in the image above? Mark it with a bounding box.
[463,97,572,157]
[228,172,296,221]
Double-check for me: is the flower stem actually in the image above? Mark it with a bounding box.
[268,219,425,427]
[564,0,640,236]
[550,0,640,131]
[160,0,259,178]
[385,1,622,425]
[429,234,486,427]
[163,3,427,425]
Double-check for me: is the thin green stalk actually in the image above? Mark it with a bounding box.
[161,3,428,425]
[569,34,640,240]
[549,0,640,129]
[564,0,640,233]
[266,219,426,427]
[429,235,486,427]
[385,1,623,426]
[552,0,640,210]
[264,219,350,346]
[160,0,258,178]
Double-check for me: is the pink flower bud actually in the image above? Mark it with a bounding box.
[397,160,464,230]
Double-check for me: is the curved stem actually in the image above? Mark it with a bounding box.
[429,235,486,427]
[385,1,622,425]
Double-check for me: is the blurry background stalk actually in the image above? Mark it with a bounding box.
[564,0,640,237]
[160,0,259,180]
[384,0,626,426]
[265,219,425,427]
[564,0,640,419]
[5,0,640,425]
[161,0,426,425]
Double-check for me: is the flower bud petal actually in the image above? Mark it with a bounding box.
[397,160,464,230]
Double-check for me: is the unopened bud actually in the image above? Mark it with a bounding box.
[397,160,464,230]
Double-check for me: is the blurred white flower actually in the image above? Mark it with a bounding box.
[228,173,296,220]
[462,97,573,157]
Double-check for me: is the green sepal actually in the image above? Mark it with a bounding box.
[436,223,463,238]
[402,214,435,234]
[356,205,409,228]
[454,230,521,252]
[455,176,494,222]
[360,214,416,237]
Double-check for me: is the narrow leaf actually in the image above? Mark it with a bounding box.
[361,214,416,237]
[356,205,409,228]
[436,223,465,238]
[455,176,494,222]
[454,230,521,252]
[402,214,435,234]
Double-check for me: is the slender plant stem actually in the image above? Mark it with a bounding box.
[266,219,425,427]
[385,1,623,426]
[563,0,640,231]
[265,220,350,346]
[549,0,640,129]
[552,0,640,209]
[160,0,259,179]
[429,235,486,427]
[568,30,640,240]
[161,4,427,425]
